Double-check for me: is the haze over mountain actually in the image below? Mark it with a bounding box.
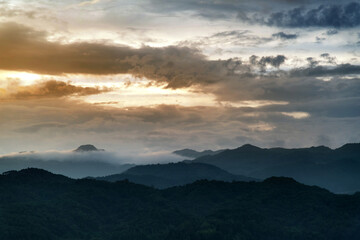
[1,168,359,240]
[97,162,257,188]
[0,145,135,178]
[192,143,360,193]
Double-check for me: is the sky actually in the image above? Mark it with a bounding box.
[0,0,359,157]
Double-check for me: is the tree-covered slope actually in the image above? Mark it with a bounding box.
[0,168,360,240]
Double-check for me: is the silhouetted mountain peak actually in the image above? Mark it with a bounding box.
[237,144,261,151]
[74,144,104,152]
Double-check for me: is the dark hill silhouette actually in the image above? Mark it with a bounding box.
[1,168,360,240]
[193,143,360,193]
[97,162,257,188]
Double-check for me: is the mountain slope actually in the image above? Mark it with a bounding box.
[193,143,360,193]
[1,168,360,240]
[97,162,256,188]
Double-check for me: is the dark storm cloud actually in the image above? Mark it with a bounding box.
[263,2,360,28]
[272,32,298,40]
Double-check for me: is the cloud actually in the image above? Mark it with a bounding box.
[147,0,325,21]
[281,111,310,119]
[0,80,109,100]
[290,64,360,77]
[326,29,339,35]
[77,0,102,7]
[206,30,272,46]
[249,55,287,72]
[262,2,360,28]
[0,22,237,89]
[272,32,298,40]
[2,22,359,98]
[0,22,359,153]
[320,53,336,64]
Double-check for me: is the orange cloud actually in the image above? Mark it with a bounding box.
[0,80,109,100]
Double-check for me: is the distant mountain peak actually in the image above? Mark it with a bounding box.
[74,144,104,152]
[237,144,261,151]
[173,148,225,158]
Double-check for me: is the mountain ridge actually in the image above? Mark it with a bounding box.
[192,143,360,193]
[96,162,257,188]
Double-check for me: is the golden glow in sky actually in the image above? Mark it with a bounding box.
[1,71,290,108]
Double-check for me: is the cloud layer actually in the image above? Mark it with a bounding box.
[0,0,359,158]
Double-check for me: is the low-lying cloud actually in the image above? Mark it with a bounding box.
[0,149,184,178]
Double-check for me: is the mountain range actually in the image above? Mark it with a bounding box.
[191,143,360,193]
[1,143,359,193]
